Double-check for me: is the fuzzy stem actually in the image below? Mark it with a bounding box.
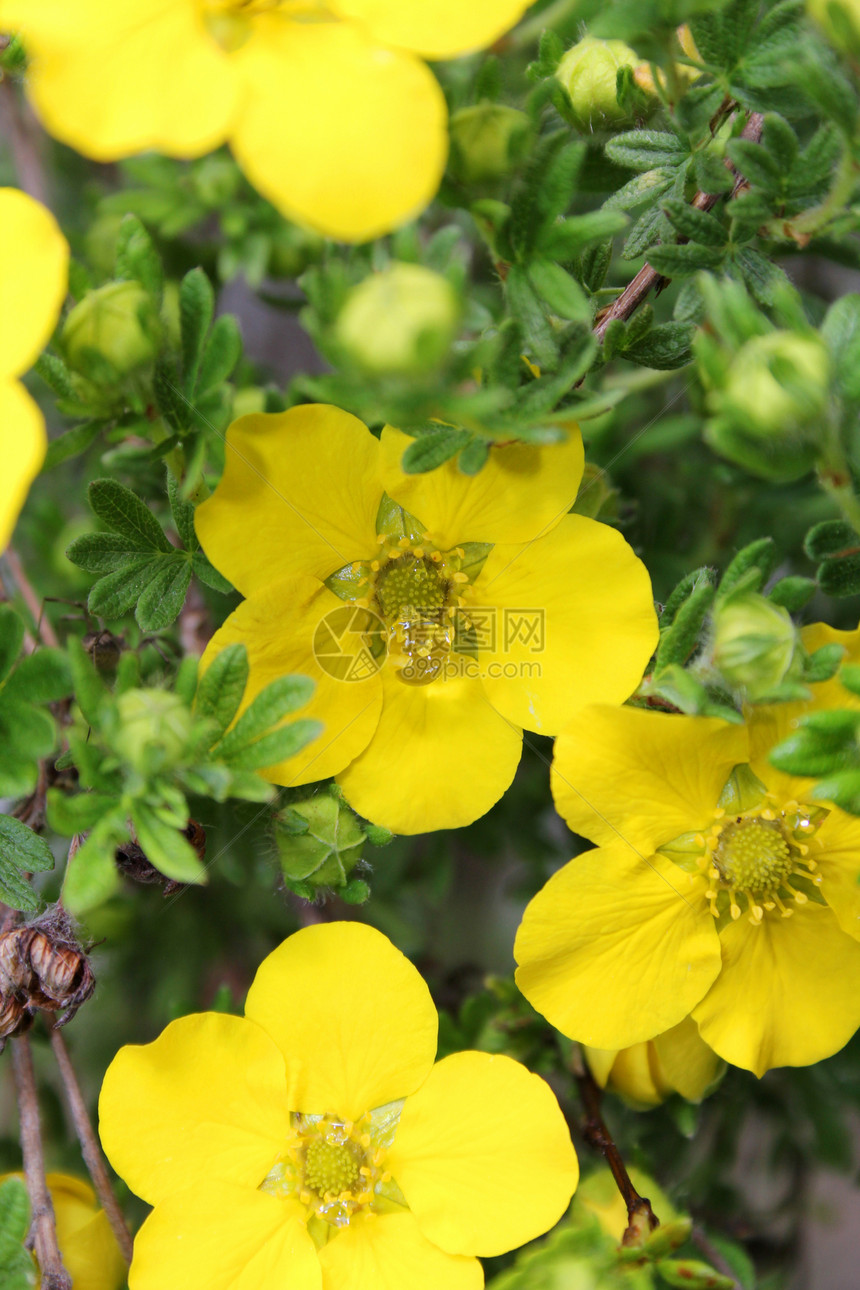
[11,1035,72,1290]
[0,77,49,205]
[49,1026,135,1266]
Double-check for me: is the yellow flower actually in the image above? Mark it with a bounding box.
[194,404,658,833]
[585,1016,723,1109]
[98,921,579,1289]
[0,0,530,243]
[1,1171,127,1290]
[0,187,68,551]
[514,669,860,1077]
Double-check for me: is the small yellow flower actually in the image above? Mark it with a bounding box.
[585,1017,723,1109]
[1,1171,127,1290]
[98,922,579,1289]
[514,640,860,1076]
[0,0,530,242]
[194,404,658,833]
[0,187,68,551]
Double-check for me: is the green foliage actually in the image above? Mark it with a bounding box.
[0,1178,35,1290]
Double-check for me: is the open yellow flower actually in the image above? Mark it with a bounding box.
[0,187,68,551]
[194,404,658,833]
[98,921,578,1290]
[0,0,530,242]
[514,690,860,1077]
[2,1171,127,1290]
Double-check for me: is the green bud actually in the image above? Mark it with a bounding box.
[112,689,193,773]
[449,104,531,184]
[721,331,831,437]
[556,36,648,130]
[711,592,800,699]
[656,1258,734,1289]
[274,794,366,891]
[335,264,459,376]
[62,280,161,382]
[645,1218,693,1257]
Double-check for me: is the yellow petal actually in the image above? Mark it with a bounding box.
[515,844,721,1047]
[471,515,658,735]
[98,1013,290,1207]
[652,1016,723,1102]
[330,0,531,59]
[601,1044,664,1107]
[0,187,67,378]
[34,1174,126,1290]
[693,903,860,1076]
[0,381,47,552]
[318,1211,482,1290]
[230,17,447,242]
[551,706,748,852]
[582,1048,618,1088]
[128,1185,319,1290]
[380,425,584,548]
[336,662,522,833]
[199,577,383,786]
[4,0,237,159]
[390,1051,578,1257]
[814,808,860,940]
[244,922,438,1121]
[195,406,383,595]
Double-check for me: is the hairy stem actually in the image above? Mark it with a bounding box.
[0,77,49,205]
[573,1048,659,1244]
[49,1026,135,1265]
[11,1035,72,1290]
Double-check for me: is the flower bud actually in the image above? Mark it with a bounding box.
[711,592,800,699]
[112,688,193,773]
[335,264,459,376]
[62,280,161,382]
[274,792,367,895]
[586,1017,723,1109]
[721,331,831,438]
[556,36,650,130]
[449,104,531,184]
[655,1259,734,1288]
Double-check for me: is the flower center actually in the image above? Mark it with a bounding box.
[714,819,793,896]
[303,1136,362,1197]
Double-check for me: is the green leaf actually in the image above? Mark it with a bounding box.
[115,213,163,300]
[197,314,242,394]
[840,663,860,696]
[4,649,71,704]
[153,360,190,431]
[457,438,490,475]
[768,575,816,611]
[168,474,197,550]
[805,642,845,683]
[34,351,78,399]
[88,478,172,551]
[506,264,558,371]
[604,168,675,211]
[62,811,125,915]
[527,260,590,323]
[47,788,118,835]
[719,537,777,599]
[87,557,161,620]
[623,322,694,369]
[135,559,192,632]
[538,210,628,259]
[0,1176,30,1255]
[804,519,858,560]
[646,243,726,276]
[400,429,472,474]
[655,582,715,670]
[67,530,156,572]
[131,802,206,883]
[180,267,215,391]
[732,247,791,307]
[191,551,234,593]
[220,718,322,772]
[216,675,315,758]
[822,294,860,400]
[0,860,39,913]
[0,606,25,684]
[726,137,781,190]
[605,130,688,172]
[818,553,860,597]
[693,149,734,195]
[67,637,109,727]
[662,199,728,247]
[195,643,249,741]
[42,420,102,471]
[661,568,715,626]
[0,814,54,872]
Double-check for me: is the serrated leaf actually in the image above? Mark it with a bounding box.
[154,360,190,431]
[195,643,249,741]
[506,264,558,370]
[662,199,727,247]
[693,149,734,195]
[538,210,629,259]
[400,429,472,474]
[88,478,172,551]
[135,558,192,632]
[115,213,163,300]
[131,802,205,883]
[42,420,102,471]
[727,137,781,190]
[0,860,40,913]
[67,530,155,572]
[647,242,726,276]
[623,205,669,260]
[180,267,215,392]
[604,168,675,211]
[220,718,322,771]
[87,558,161,620]
[527,260,590,322]
[167,474,197,550]
[216,675,315,756]
[732,247,791,307]
[4,649,71,704]
[0,1176,30,1251]
[624,322,694,369]
[67,636,109,727]
[0,814,54,872]
[197,313,242,394]
[0,605,25,684]
[605,130,688,172]
[191,551,234,593]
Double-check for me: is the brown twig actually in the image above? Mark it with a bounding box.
[48,1026,134,1265]
[11,1035,72,1290]
[0,76,49,205]
[593,111,765,342]
[573,1049,660,1244]
[1,546,60,648]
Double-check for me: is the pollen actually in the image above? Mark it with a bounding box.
[304,1137,362,1197]
[716,819,793,896]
